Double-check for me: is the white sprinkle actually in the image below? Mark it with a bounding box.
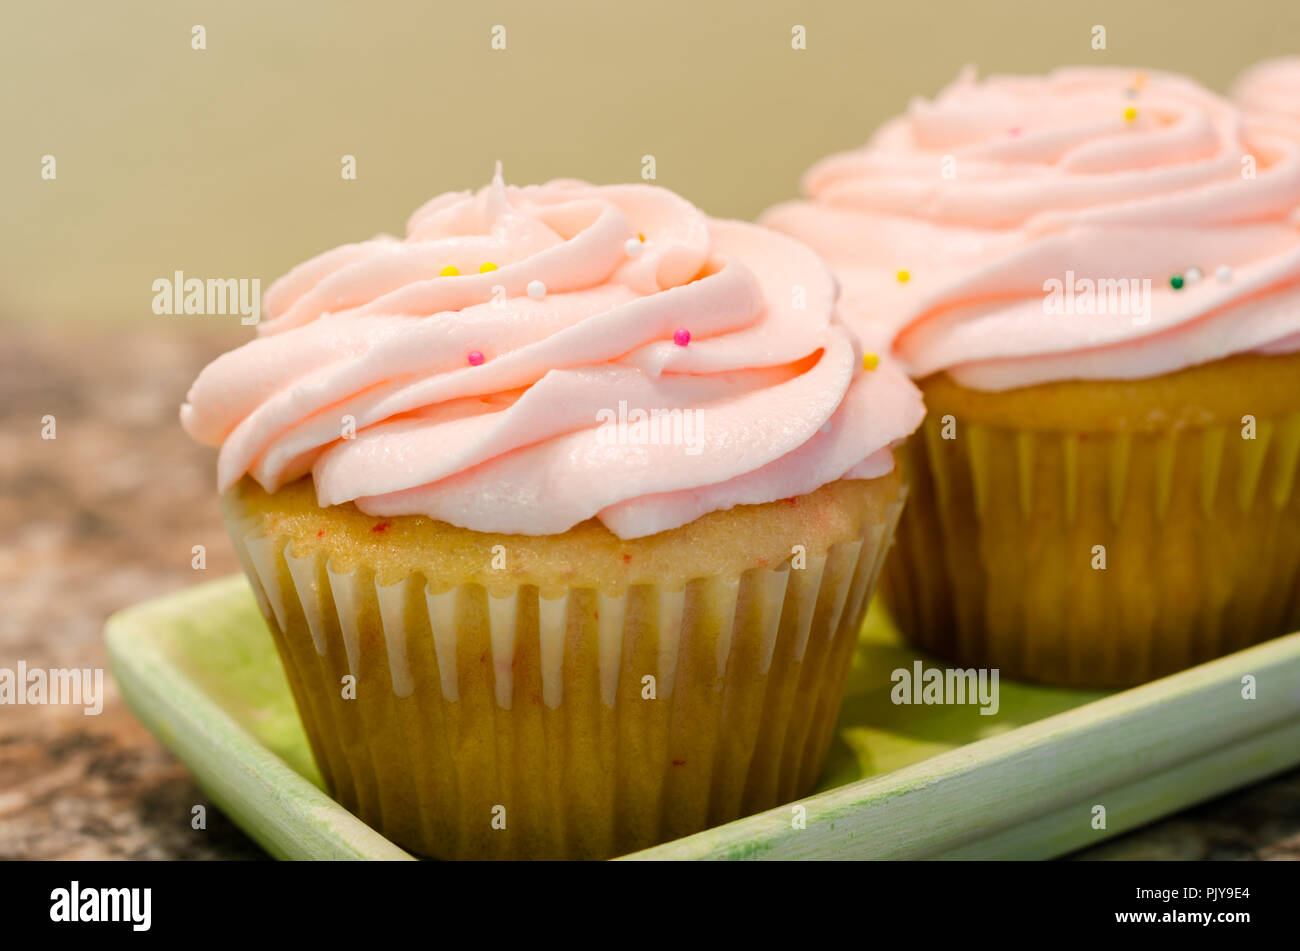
[1185,266,1203,284]
[1215,265,1233,282]
[624,238,643,256]
[526,279,546,300]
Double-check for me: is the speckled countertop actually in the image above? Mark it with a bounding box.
[1,322,1297,860]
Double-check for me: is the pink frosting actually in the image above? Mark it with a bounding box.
[1234,57,1300,140]
[762,67,1300,391]
[181,171,924,539]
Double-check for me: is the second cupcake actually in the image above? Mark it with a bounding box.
[765,67,1300,687]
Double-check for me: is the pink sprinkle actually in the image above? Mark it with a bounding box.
[467,350,485,366]
[673,328,691,347]
[1008,126,1022,138]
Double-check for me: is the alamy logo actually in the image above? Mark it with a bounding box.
[0,663,103,715]
[152,270,261,325]
[1043,270,1152,326]
[50,882,151,931]
[595,401,704,455]
[891,661,1000,715]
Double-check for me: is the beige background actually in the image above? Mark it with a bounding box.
[3,0,1297,325]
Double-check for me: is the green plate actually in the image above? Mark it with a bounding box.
[105,576,1300,860]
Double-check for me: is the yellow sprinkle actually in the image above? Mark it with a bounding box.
[1124,106,1138,123]
[638,232,645,242]
[479,261,498,273]
[862,352,879,371]
[896,269,910,283]
[440,265,459,277]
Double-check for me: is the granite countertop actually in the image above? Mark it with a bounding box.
[1,322,1297,860]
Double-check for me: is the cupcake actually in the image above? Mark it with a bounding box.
[1233,57,1300,140]
[181,169,924,859]
[764,67,1300,687]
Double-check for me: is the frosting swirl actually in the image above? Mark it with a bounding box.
[1234,57,1300,140]
[763,67,1300,390]
[182,171,923,538]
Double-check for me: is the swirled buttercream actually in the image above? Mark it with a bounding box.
[182,170,923,538]
[763,67,1300,390]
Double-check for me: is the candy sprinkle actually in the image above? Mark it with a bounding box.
[1185,266,1203,284]
[673,328,691,347]
[479,262,498,273]
[1123,106,1138,123]
[625,238,643,256]
[1169,273,1185,290]
[526,279,547,300]
[896,269,910,283]
[468,350,485,366]
[440,265,460,277]
[862,352,879,371]
[1215,265,1233,282]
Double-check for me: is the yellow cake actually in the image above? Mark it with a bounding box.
[881,351,1300,686]
[223,471,904,859]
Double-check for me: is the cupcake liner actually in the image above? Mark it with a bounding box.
[882,408,1300,687]
[222,486,905,860]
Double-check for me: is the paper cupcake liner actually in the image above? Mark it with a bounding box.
[222,489,905,860]
[881,409,1300,687]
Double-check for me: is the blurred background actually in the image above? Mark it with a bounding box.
[2,0,1298,859]
[4,0,1299,327]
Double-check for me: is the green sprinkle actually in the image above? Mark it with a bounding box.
[1170,274,1185,290]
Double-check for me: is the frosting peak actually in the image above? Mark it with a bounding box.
[1233,57,1300,141]
[182,172,923,537]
